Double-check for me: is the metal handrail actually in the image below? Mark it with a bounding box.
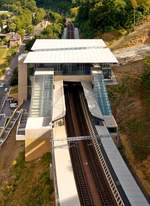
[0,101,24,148]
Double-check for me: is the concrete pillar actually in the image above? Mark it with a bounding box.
[18,54,27,105]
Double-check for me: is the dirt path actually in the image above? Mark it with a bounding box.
[114,43,150,65]
[33,20,50,36]
[109,16,150,65]
[111,16,150,50]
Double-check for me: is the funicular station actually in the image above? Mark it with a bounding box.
[16,25,149,206]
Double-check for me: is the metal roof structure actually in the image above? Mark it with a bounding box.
[52,81,66,122]
[81,81,103,120]
[95,125,149,206]
[103,115,118,128]
[24,48,118,64]
[24,39,118,64]
[31,39,107,51]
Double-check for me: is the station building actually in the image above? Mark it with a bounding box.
[17,39,118,160]
[16,38,150,206]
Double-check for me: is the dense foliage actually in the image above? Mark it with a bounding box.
[73,0,150,37]
[0,0,46,36]
[141,69,150,89]
[0,0,66,40]
[39,10,65,39]
[141,58,150,107]
[1,0,150,39]
[36,0,71,14]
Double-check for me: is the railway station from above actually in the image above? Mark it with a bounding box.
[16,25,149,206]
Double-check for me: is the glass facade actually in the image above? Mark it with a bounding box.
[30,74,53,118]
[94,73,112,115]
[36,63,91,75]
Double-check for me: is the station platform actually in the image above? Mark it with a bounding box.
[53,123,80,206]
[52,81,66,122]
[81,81,103,120]
[95,125,149,206]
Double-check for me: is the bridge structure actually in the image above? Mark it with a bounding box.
[16,23,149,206]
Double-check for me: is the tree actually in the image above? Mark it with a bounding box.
[22,0,36,11]
[141,70,150,89]
[74,0,150,37]
[114,0,126,11]
[130,0,138,27]
[137,0,150,11]
[70,7,79,19]
[8,22,16,32]
[18,28,25,38]
[26,25,33,34]
[34,8,46,24]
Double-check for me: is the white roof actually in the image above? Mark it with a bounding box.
[81,81,103,119]
[24,48,118,64]
[34,70,54,75]
[31,39,106,51]
[96,125,149,206]
[103,115,118,128]
[53,125,80,206]
[52,81,66,121]
[26,117,44,129]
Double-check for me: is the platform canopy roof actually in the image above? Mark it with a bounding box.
[24,39,118,64]
[31,39,107,51]
[81,81,103,120]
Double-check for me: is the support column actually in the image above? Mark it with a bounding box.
[18,54,27,105]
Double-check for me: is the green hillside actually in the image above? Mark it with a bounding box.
[73,0,150,38]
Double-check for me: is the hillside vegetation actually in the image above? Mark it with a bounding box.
[36,0,72,13]
[0,0,46,36]
[0,152,54,206]
[1,0,150,38]
[108,59,150,196]
[0,0,64,39]
[73,0,150,38]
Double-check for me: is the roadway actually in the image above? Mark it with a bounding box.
[0,44,25,130]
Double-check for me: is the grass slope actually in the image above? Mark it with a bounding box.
[0,48,8,65]
[109,60,150,197]
[0,152,54,206]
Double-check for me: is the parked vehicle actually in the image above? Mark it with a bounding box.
[0,83,5,88]
[10,102,17,109]
[9,98,18,109]
[4,87,8,92]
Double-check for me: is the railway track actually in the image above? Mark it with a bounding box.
[65,87,94,206]
[64,22,118,206]
[65,83,117,206]
[67,22,75,39]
